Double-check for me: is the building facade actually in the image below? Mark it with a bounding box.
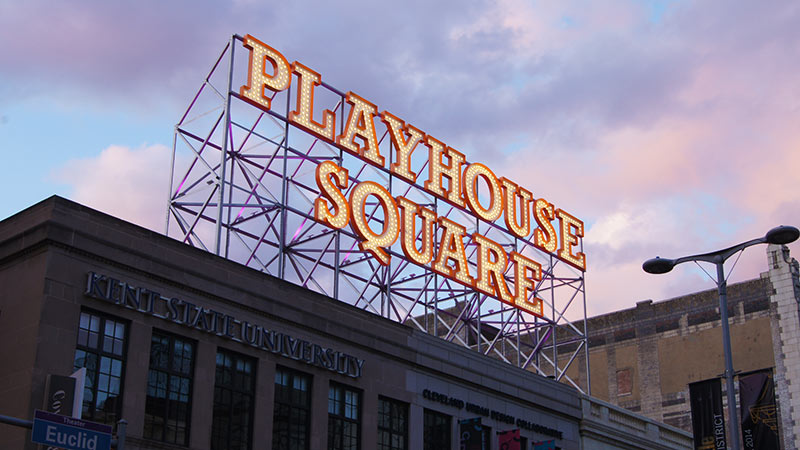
[0,197,690,450]
[575,241,800,449]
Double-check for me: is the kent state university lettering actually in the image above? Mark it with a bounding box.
[85,272,365,378]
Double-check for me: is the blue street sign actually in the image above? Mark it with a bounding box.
[31,410,112,450]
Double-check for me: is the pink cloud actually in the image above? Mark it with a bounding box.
[51,145,173,232]
[477,0,800,312]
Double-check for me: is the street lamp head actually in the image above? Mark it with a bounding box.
[765,225,800,245]
[642,257,676,274]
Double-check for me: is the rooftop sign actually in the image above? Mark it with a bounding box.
[237,34,586,317]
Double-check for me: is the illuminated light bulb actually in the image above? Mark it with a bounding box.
[239,35,291,111]
[380,111,424,183]
[516,296,544,317]
[314,161,350,229]
[349,181,399,266]
[500,178,532,239]
[533,198,557,253]
[556,208,586,271]
[432,217,475,286]
[337,92,385,168]
[472,233,513,302]
[463,163,503,223]
[423,137,466,208]
[397,196,435,265]
[289,62,336,142]
[510,252,544,317]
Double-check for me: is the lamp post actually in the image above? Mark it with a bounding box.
[643,225,799,450]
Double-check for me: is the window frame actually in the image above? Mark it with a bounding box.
[272,366,313,450]
[423,408,451,450]
[211,348,257,450]
[481,425,492,449]
[377,396,409,450]
[143,329,196,445]
[328,382,362,450]
[73,308,129,427]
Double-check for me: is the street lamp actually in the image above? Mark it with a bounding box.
[643,225,799,450]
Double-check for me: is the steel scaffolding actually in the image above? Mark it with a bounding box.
[167,35,590,394]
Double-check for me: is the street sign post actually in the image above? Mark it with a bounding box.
[31,410,112,450]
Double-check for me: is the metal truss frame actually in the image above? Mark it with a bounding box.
[167,35,590,394]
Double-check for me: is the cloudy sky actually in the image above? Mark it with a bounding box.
[1,0,798,317]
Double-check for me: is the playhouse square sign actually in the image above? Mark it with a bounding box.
[238,34,586,317]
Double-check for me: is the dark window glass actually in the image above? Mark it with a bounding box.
[377,397,408,450]
[143,331,194,445]
[423,409,451,450]
[328,383,361,450]
[211,349,255,450]
[272,367,312,450]
[481,425,491,449]
[73,310,127,426]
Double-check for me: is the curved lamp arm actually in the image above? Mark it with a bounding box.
[643,225,799,274]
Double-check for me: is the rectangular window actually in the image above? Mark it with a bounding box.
[482,425,491,449]
[73,310,127,426]
[143,331,195,445]
[423,409,451,450]
[211,349,256,450]
[617,368,632,396]
[328,383,361,450]
[377,397,408,450]
[273,367,312,450]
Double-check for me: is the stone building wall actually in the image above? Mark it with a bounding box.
[574,276,775,431]
[768,243,800,450]
[0,196,693,450]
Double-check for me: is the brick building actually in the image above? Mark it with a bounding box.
[571,243,800,449]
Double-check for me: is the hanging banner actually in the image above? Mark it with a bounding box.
[498,429,520,450]
[460,418,485,450]
[533,440,556,450]
[689,378,727,450]
[739,369,780,449]
[43,374,76,418]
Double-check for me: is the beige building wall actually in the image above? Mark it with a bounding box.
[569,244,800,449]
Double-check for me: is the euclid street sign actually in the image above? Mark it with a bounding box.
[237,34,587,317]
[31,410,112,450]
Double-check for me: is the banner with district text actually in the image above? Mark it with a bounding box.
[739,369,780,449]
[689,378,727,449]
